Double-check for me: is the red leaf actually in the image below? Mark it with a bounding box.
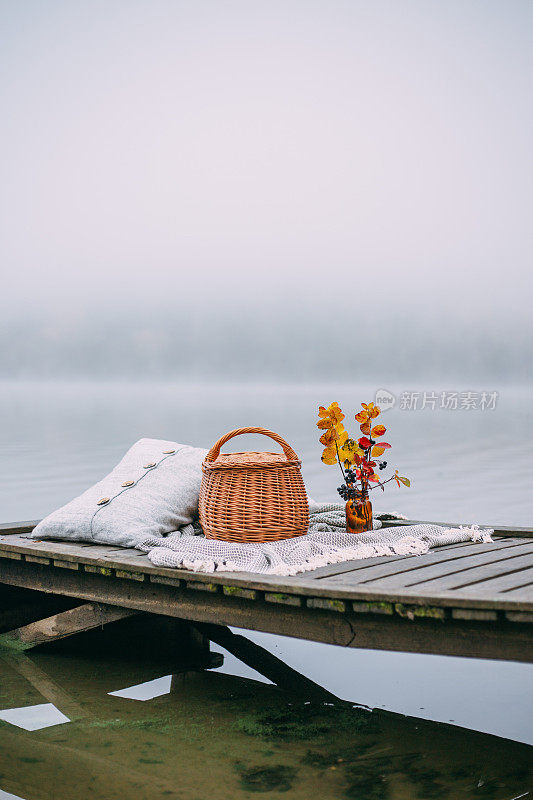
[358,436,371,449]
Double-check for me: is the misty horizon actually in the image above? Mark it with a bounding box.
[1,309,531,382]
[1,1,531,382]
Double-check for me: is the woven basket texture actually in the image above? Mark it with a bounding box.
[199,427,309,543]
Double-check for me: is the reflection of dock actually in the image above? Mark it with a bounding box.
[0,519,532,664]
[2,641,532,800]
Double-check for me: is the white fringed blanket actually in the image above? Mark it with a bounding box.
[137,502,493,576]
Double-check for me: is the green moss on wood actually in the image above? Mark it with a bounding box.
[84,565,113,576]
[223,586,257,599]
[186,581,218,592]
[394,603,445,620]
[115,569,144,581]
[308,597,346,612]
[265,593,301,606]
[352,601,394,615]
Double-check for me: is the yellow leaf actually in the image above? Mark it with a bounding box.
[321,447,338,465]
[371,446,386,457]
[399,476,411,487]
[336,425,348,446]
[337,446,354,465]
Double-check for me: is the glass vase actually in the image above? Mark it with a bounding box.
[345,493,373,534]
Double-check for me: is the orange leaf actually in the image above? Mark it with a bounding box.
[371,424,386,437]
[355,411,368,423]
[359,421,371,435]
[371,446,385,457]
[317,418,333,429]
[368,473,380,482]
[327,402,345,424]
[319,429,338,446]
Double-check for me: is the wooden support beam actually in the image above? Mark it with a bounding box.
[1,651,88,720]
[194,622,352,705]
[180,622,224,670]
[0,589,78,634]
[128,616,223,670]
[0,602,138,650]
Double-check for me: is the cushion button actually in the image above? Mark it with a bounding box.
[143,462,156,469]
[162,449,176,454]
[121,480,135,487]
[97,497,110,505]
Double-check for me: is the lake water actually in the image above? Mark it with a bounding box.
[1,624,531,800]
[0,379,532,799]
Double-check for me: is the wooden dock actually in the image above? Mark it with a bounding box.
[1,519,532,665]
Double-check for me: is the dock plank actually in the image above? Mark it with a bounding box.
[404,549,533,590]
[352,545,533,590]
[311,537,521,580]
[450,565,533,595]
[319,540,531,588]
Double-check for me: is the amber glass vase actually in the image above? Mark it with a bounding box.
[345,491,373,534]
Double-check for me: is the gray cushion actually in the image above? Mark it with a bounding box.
[31,438,207,548]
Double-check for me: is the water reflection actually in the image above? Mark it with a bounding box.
[109,676,172,702]
[0,702,69,731]
[0,789,26,800]
[0,627,531,800]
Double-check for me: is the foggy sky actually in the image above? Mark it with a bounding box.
[1,1,532,379]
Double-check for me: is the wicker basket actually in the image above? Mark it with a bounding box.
[199,427,309,543]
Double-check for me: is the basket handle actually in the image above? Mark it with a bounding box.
[205,427,299,463]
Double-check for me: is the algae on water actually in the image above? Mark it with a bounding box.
[234,703,377,741]
[235,763,297,793]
